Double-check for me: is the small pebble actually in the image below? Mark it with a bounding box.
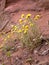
[34,50,38,54]
[33,39,36,41]
[45,42,48,45]
[15,57,19,61]
[17,46,21,48]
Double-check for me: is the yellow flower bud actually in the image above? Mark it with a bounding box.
[21,14,25,18]
[19,19,23,24]
[11,25,18,32]
[34,15,40,20]
[26,14,31,19]
[24,30,27,34]
[17,29,22,33]
[25,25,28,29]
[30,23,34,27]
[14,26,18,30]
[23,25,29,34]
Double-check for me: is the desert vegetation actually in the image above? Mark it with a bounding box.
[0,0,49,65]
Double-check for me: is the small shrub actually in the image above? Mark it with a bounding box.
[10,14,42,50]
[2,14,42,51]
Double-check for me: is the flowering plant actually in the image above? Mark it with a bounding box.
[0,14,41,50]
[11,14,41,50]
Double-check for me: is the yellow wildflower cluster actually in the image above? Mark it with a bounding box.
[17,29,22,33]
[3,25,18,42]
[17,25,29,34]
[18,14,33,34]
[19,19,23,24]
[21,13,31,19]
[3,13,40,43]
[23,25,29,34]
[19,14,31,24]
[4,34,11,41]
[16,14,32,34]
[11,25,18,32]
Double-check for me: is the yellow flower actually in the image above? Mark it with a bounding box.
[24,30,27,34]
[7,35,10,38]
[21,14,25,18]
[24,28,28,34]
[23,25,29,34]
[30,22,34,27]
[34,15,40,20]
[11,25,18,32]
[22,25,28,30]
[17,29,22,33]
[14,26,18,30]
[25,25,29,29]
[19,19,23,24]
[26,14,31,19]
